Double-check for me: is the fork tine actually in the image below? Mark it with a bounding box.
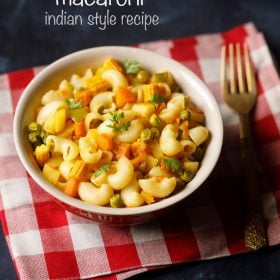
[220,45,228,95]
[244,43,257,94]
[236,43,245,93]
[229,44,237,93]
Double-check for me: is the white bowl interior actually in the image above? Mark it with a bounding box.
[13,46,223,217]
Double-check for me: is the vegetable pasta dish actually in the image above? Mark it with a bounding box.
[28,58,209,208]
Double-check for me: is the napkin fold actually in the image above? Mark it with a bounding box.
[1,22,280,280]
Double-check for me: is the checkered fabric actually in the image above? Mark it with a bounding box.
[1,23,280,280]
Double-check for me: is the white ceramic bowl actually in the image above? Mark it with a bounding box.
[13,46,223,226]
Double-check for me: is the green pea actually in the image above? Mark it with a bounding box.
[110,194,124,208]
[28,122,42,133]
[180,110,191,121]
[28,132,41,145]
[136,70,150,84]
[180,170,193,182]
[149,114,161,127]
[141,128,152,141]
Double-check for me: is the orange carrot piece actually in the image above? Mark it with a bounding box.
[98,134,113,151]
[64,178,80,197]
[76,90,92,106]
[175,117,181,126]
[131,141,147,157]
[181,120,189,140]
[116,143,131,160]
[116,86,136,108]
[74,120,86,138]
[131,152,147,167]
[155,103,166,114]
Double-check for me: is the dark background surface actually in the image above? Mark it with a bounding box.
[1,0,280,279]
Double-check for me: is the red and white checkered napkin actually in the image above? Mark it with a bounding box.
[1,22,280,279]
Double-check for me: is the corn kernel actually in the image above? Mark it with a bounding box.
[142,84,157,103]
[102,58,124,73]
[34,144,50,166]
[84,75,111,94]
[142,83,171,102]
[69,160,87,180]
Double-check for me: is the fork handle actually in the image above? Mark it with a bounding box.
[239,114,267,250]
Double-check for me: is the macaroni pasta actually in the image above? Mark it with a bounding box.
[28,57,209,208]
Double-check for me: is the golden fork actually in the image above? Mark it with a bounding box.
[220,43,267,250]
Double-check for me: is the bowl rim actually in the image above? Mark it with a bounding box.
[13,46,224,216]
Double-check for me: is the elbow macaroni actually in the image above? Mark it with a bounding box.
[117,119,144,143]
[41,80,73,105]
[46,135,79,161]
[79,136,102,164]
[70,68,93,89]
[107,156,134,190]
[101,69,128,92]
[59,160,74,180]
[36,101,67,125]
[148,166,172,178]
[78,182,114,206]
[160,124,183,156]
[121,176,144,207]
[85,112,104,131]
[189,126,209,146]
[90,92,116,114]
[29,57,210,208]
[138,177,177,198]
[159,93,185,123]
